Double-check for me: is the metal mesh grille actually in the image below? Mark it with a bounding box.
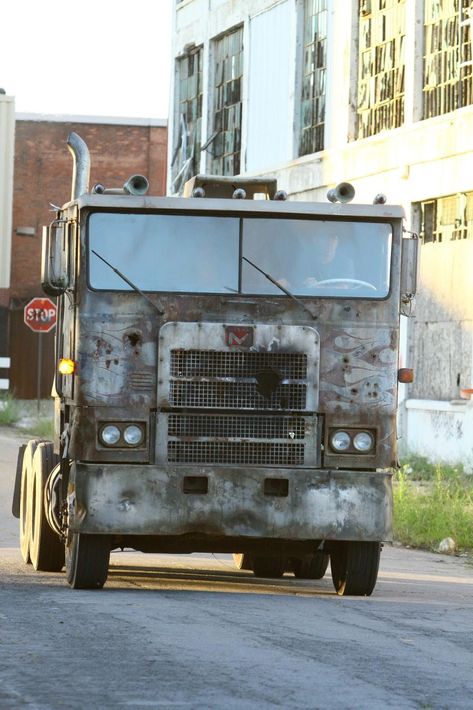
[171,350,307,379]
[168,414,306,439]
[168,441,305,465]
[170,381,307,410]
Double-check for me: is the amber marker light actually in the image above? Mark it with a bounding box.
[58,358,76,375]
[398,368,414,384]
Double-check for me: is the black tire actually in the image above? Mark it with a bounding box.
[330,541,381,596]
[233,553,253,571]
[292,551,329,580]
[19,439,44,563]
[252,554,285,579]
[30,443,64,572]
[66,533,111,589]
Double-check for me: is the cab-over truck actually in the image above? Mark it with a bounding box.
[12,132,418,592]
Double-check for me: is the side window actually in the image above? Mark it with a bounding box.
[210,26,244,176]
[423,1,473,119]
[299,0,328,156]
[171,47,203,194]
[357,0,406,138]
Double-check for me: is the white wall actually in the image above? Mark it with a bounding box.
[0,94,15,289]
[246,1,294,173]
[404,399,473,471]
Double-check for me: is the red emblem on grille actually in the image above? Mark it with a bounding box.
[225,326,254,348]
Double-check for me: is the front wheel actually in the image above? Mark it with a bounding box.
[330,541,381,596]
[66,533,111,589]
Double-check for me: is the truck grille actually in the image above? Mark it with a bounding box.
[168,441,305,465]
[168,414,306,439]
[157,323,320,467]
[169,380,307,410]
[171,350,307,379]
[166,413,309,465]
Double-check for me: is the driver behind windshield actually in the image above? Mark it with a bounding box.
[303,233,355,289]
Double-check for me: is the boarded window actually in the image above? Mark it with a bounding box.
[419,192,473,243]
[423,1,473,118]
[171,47,203,194]
[210,27,244,176]
[299,0,327,156]
[357,0,406,139]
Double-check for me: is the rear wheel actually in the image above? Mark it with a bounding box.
[330,541,381,596]
[291,551,329,580]
[233,553,253,571]
[66,533,111,589]
[19,439,44,563]
[252,554,285,579]
[30,443,64,572]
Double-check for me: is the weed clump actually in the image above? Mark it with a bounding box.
[393,457,473,553]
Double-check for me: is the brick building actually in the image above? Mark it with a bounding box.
[1,113,167,398]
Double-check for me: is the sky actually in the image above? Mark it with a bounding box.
[0,0,173,119]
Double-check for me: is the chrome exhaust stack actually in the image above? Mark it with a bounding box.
[67,132,91,201]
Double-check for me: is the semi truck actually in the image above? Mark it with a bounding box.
[12,132,418,593]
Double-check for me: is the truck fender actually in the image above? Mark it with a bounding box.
[12,444,27,518]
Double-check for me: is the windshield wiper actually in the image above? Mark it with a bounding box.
[91,249,164,315]
[242,256,317,320]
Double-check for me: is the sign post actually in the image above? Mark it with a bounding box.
[24,297,57,412]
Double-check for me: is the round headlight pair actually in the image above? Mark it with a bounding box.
[330,430,374,453]
[100,424,144,447]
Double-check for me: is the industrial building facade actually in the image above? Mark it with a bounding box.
[169,0,473,467]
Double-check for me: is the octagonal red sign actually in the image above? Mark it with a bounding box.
[24,297,57,333]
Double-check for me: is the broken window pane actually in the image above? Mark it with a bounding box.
[418,192,473,243]
[172,47,204,193]
[299,0,327,156]
[357,0,406,139]
[423,1,473,118]
[210,26,244,176]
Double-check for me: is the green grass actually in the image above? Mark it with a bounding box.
[24,417,54,438]
[393,457,473,553]
[0,393,20,425]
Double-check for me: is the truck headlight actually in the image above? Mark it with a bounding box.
[124,425,144,446]
[330,430,351,451]
[328,428,376,454]
[100,425,121,445]
[353,431,374,452]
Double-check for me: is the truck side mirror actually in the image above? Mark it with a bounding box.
[41,220,70,295]
[400,234,418,300]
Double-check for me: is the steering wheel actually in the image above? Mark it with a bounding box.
[314,278,378,291]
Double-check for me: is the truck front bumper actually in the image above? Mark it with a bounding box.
[69,464,393,542]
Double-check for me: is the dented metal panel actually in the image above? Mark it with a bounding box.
[70,463,393,542]
[58,191,403,552]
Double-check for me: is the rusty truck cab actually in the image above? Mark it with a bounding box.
[16,133,418,593]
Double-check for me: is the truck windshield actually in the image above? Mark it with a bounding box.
[88,212,392,298]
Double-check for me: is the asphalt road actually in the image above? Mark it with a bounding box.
[1,426,473,709]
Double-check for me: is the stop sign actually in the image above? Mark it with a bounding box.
[24,297,57,333]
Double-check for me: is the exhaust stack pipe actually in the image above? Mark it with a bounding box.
[327,182,355,204]
[67,132,90,201]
